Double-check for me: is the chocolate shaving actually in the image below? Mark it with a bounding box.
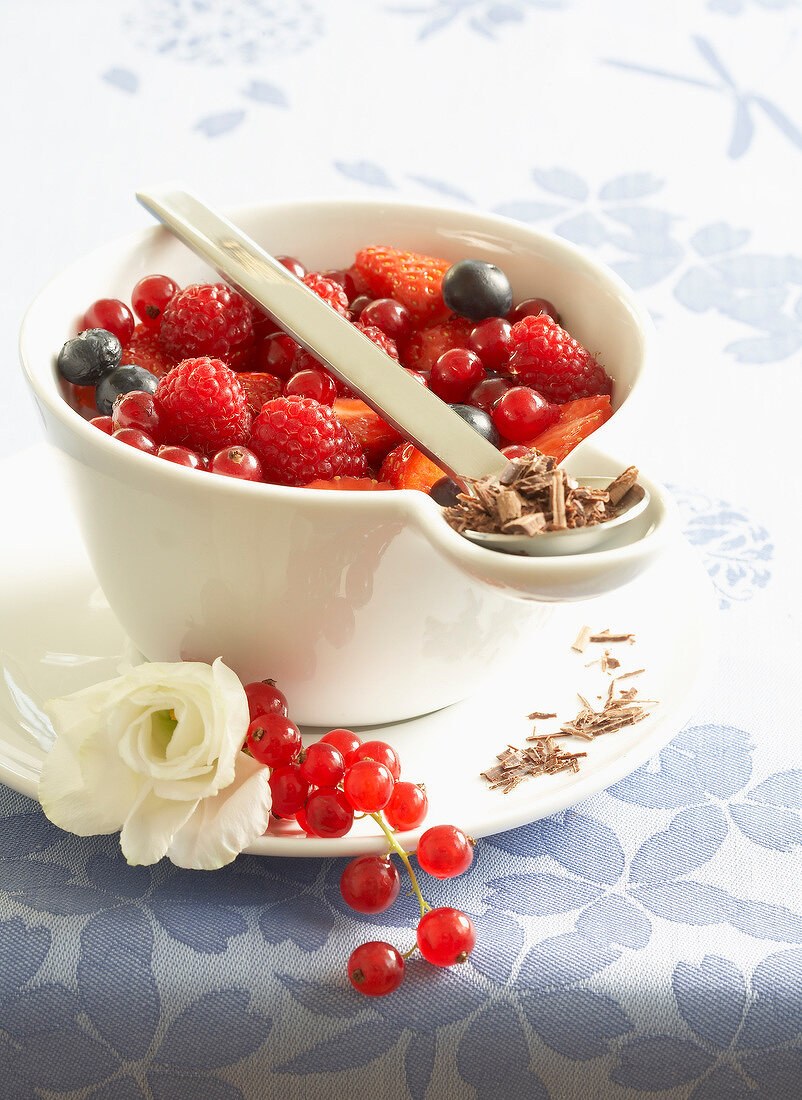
[571,625,592,653]
[481,739,588,790]
[589,630,636,644]
[442,452,640,538]
[606,465,639,505]
[527,711,558,720]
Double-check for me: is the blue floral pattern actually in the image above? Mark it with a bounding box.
[384,0,564,40]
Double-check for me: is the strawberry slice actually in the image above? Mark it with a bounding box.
[528,395,613,463]
[304,476,394,491]
[401,315,474,373]
[238,371,283,416]
[332,398,402,466]
[355,246,451,324]
[379,442,446,493]
[121,323,176,378]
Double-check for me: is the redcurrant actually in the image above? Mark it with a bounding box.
[359,299,412,343]
[157,445,205,468]
[416,907,476,966]
[383,782,429,832]
[254,333,300,380]
[340,855,400,914]
[320,728,362,766]
[348,941,405,996]
[343,760,395,813]
[305,788,355,838]
[209,446,264,482]
[416,825,474,878]
[468,376,511,414]
[91,415,113,434]
[112,390,163,442]
[111,427,157,454]
[276,256,306,280]
[243,680,288,722]
[299,742,346,787]
[284,368,337,406]
[269,765,310,818]
[508,297,560,325]
[354,741,401,781]
[429,348,485,403]
[492,387,560,442]
[131,274,179,327]
[246,714,301,767]
[80,298,135,345]
[467,317,513,369]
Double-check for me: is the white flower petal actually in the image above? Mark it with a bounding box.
[119,785,199,866]
[39,696,140,835]
[166,755,272,870]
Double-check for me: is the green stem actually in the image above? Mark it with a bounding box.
[370,812,431,921]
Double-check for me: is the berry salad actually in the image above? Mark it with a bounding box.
[57,248,614,495]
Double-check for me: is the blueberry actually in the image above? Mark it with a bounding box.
[430,477,461,507]
[441,260,513,322]
[449,403,500,446]
[57,328,122,385]
[96,365,158,416]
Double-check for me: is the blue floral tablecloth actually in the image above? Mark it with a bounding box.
[1,2,799,1097]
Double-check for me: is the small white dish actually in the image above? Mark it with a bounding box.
[19,197,672,726]
[0,448,716,856]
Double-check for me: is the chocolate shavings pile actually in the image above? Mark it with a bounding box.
[444,452,640,537]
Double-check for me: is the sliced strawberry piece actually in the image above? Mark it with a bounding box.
[401,315,474,374]
[121,323,176,378]
[332,398,402,466]
[379,442,446,493]
[238,371,283,416]
[528,395,613,463]
[304,476,394,491]
[354,246,451,323]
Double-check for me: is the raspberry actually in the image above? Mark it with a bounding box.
[302,273,350,317]
[355,321,399,361]
[155,358,252,455]
[159,283,254,361]
[121,324,176,379]
[507,315,612,404]
[250,396,367,486]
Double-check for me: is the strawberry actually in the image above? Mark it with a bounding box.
[354,246,451,323]
[304,476,394,491]
[380,442,446,493]
[121,323,176,378]
[332,398,402,466]
[401,315,474,374]
[527,395,613,463]
[238,371,284,416]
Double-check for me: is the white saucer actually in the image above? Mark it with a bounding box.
[0,447,717,857]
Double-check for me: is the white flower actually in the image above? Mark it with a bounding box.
[38,659,272,870]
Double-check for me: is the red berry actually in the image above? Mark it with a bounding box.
[305,787,354,838]
[467,317,513,369]
[246,714,302,767]
[358,299,413,343]
[501,444,531,461]
[157,444,204,468]
[131,274,179,327]
[348,295,372,320]
[508,297,561,325]
[303,273,350,316]
[402,316,474,374]
[468,376,511,414]
[159,283,254,361]
[295,807,310,834]
[112,390,163,441]
[269,765,310,818]
[383,782,429,832]
[284,368,338,406]
[121,323,176,380]
[507,315,612,404]
[340,855,401,914]
[81,298,135,345]
[111,427,157,454]
[354,321,400,362]
[343,759,395,813]
[492,386,560,442]
[354,740,401,781]
[299,742,345,788]
[276,256,306,280]
[348,941,405,996]
[417,825,474,878]
[209,445,263,481]
[320,728,362,766]
[249,396,367,486]
[416,907,476,967]
[155,357,252,455]
[322,268,358,301]
[354,246,451,324]
[91,415,113,434]
[244,679,288,722]
[429,348,485,403]
[254,333,300,381]
[238,371,283,416]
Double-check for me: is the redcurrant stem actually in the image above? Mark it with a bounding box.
[369,812,431,920]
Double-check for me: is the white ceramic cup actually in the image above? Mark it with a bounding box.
[20,199,673,726]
